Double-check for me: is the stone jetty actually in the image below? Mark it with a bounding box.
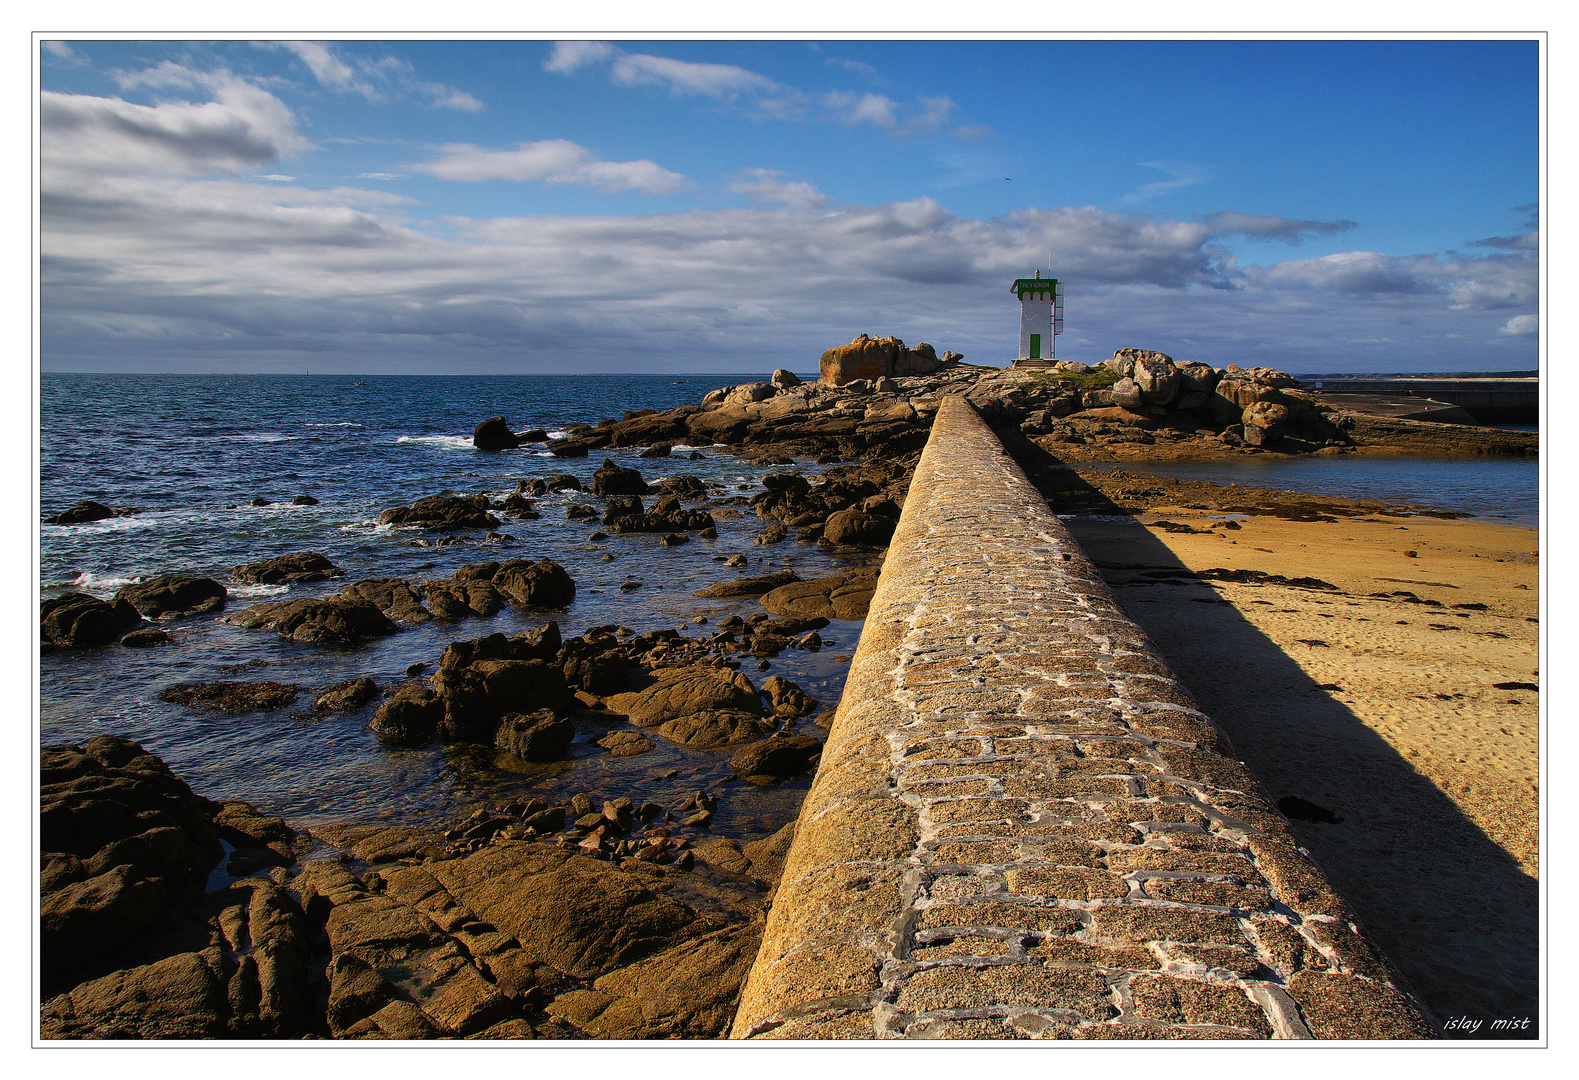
[731,396,1435,1040]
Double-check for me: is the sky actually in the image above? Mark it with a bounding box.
[36,37,1540,375]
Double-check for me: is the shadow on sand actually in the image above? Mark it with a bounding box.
[1000,430,1539,1040]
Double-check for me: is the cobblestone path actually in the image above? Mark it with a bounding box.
[731,395,1436,1040]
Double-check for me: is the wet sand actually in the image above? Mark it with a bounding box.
[1064,505,1539,1033]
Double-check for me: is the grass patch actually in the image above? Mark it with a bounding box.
[1030,368,1118,391]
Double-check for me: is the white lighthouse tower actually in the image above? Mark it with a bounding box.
[1011,271,1063,367]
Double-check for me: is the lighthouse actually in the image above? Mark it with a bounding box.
[1010,271,1063,367]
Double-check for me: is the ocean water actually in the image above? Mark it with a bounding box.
[39,374,1541,837]
[1084,455,1541,530]
[39,373,845,838]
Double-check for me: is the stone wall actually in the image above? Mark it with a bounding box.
[729,395,1436,1041]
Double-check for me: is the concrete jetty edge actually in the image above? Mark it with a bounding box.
[729,395,1437,1041]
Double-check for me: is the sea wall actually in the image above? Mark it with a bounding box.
[730,395,1436,1040]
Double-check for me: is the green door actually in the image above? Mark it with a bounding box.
[1030,334,1041,358]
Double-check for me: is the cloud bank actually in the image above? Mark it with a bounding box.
[40,80,1538,374]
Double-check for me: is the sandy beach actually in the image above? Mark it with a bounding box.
[1064,495,1539,1031]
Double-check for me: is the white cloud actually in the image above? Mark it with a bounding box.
[610,53,781,101]
[727,169,831,210]
[1501,314,1538,336]
[823,90,898,128]
[269,42,482,111]
[282,41,375,99]
[897,96,957,137]
[544,41,615,74]
[1122,160,1212,205]
[42,41,81,62]
[426,87,484,112]
[41,79,310,177]
[410,139,691,195]
[1249,249,1537,311]
[547,44,979,139]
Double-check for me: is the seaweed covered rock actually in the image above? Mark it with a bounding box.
[159,681,302,712]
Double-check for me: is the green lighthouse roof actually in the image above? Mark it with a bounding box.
[1011,274,1059,299]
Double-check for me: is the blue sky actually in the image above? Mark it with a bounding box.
[38,37,1540,374]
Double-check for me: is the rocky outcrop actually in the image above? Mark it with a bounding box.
[494,709,576,762]
[40,738,313,1039]
[40,593,144,648]
[40,738,790,1041]
[602,495,716,535]
[760,568,881,621]
[379,495,500,532]
[230,561,575,636]
[608,665,764,729]
[44,501,141,525]
[730,734,823,781]
[760,676,818,717]
[40,736,224,995]
[315,678,380,714]
[654,710,775,749]
[819,335,948,386]
[822,508,896,549]
[115,575,227,619]
[370,683,445,745]
[231,552,344,584]
[224,597,400,645]
[694,570,802,598]
[592,460,650,497]
[474,416,533,451]
[431,628,576,744]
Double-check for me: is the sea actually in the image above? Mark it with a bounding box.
[39,373,845,840]
[37,373,1542,838]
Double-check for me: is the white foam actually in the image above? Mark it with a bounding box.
[394,435,474,450]
[49,514,159,535]
[546,431,570,440]
[305,421,362,428]
[227,582,291,598]
[225,433,293,443]
[70,572,142,597]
